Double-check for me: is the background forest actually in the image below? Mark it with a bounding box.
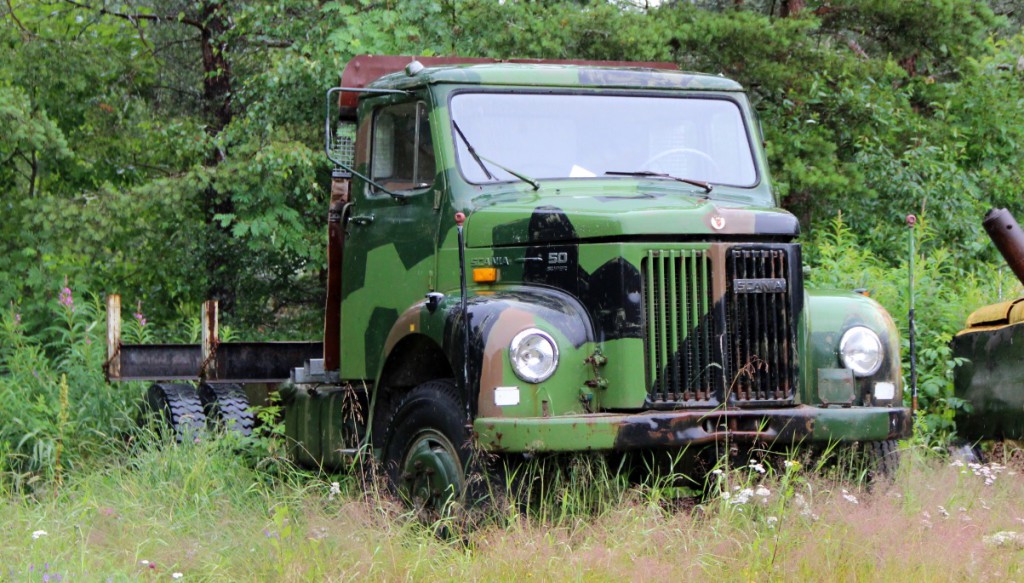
[3,0,1024,481]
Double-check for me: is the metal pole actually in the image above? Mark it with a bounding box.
[907,214,918,416]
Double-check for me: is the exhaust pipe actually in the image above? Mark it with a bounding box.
[983,208,1024,287]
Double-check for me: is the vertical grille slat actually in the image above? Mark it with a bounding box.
[642,245,797,407]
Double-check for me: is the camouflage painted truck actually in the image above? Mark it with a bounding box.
[105,55,911,505]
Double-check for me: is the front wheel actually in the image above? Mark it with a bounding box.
[381,380,471,512]
[864,439,901,483]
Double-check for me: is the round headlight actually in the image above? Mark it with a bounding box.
[509,329,559,384]
[839,326,883,377]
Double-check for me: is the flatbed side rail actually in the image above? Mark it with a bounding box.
[105,295,322,383]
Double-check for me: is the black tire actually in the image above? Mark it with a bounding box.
[198,382,254,437]
[146,383,206,442]
[381,379,473,513]
[865,439,901,483]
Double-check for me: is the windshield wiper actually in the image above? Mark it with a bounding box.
[452,120,540,190]
[452,121,494,181]
[605,170,713,194]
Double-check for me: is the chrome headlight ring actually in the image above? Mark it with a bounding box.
[509,328,559,384]
[839,326,884,377]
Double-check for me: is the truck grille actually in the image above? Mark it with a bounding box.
[641,246,798,407]
[724,248,797,402]
[642,250,716,404]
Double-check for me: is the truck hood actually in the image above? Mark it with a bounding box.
[464,183,799,247]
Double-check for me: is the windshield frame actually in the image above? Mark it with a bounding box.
[446,88,763,191]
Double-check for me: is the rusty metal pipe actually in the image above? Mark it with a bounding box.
[984,208,1024,287]
[323,171,351,372]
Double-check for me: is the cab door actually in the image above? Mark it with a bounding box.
[340,98,441,380]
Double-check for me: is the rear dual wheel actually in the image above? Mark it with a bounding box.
[198,382,254,437]
[146,382,254,440]
[146,383,206,442]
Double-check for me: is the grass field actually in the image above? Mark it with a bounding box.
[2,435,1024,582]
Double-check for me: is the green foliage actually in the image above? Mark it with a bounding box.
[0,284,141,489]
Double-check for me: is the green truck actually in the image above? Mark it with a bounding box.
[105,55,911,506]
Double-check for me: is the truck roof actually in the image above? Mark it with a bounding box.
[367,62,745,93]
[336,56,743,112]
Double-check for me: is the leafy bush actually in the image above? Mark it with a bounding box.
[0,282,141,490]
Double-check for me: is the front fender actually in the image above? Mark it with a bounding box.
[802,290,902,406]
[380,285,596,420]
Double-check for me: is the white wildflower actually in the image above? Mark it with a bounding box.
[730,488,754,505]
[31,530,47,540]
[328,481,341,500]
[140,560,150,566]
[721,491,731,500]
[748,462,766,474]
[766,516,779,529]
[950,459,965,468]
[711,469,724,476]
[783,460,800,470]
[984,531,1024,549]
[755,485,771,498]
[172,574,184,580]
[938,506,950,518]
[841,489,859,505]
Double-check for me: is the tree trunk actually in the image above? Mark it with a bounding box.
[781,0,805,17]
[196,1,237,311]
[198,1,233,136]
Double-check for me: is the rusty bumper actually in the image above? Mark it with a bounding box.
[474,405,912,453]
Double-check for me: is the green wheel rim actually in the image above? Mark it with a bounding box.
[399,428,465,509]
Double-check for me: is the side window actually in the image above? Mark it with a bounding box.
[370,101,435,194]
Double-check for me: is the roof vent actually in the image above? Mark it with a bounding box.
[405,60,424,76]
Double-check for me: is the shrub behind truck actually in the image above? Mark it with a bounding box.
[106,55,912,507]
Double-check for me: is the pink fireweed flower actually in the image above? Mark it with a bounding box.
[59,287,74,309]
[134,301,147,327]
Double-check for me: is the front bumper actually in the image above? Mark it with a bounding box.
[474,405,911,453]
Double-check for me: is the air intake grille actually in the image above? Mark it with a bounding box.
[641,250,716,404]
[641,246,797,407]
[724,248,796,402]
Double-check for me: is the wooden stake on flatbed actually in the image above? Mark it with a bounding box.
[201,300,219,380]
[106,294,121,381]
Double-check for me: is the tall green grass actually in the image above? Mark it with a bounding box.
[3,437,1023,581]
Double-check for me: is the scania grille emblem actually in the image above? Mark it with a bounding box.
[710,215,726,230]
[734,278,787,294]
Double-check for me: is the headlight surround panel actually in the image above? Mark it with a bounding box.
[509,328,559,384]
[839,325,884,377]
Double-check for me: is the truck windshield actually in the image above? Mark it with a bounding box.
[449,92,757,188]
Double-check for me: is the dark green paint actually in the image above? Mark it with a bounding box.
[952,319,1024,440]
